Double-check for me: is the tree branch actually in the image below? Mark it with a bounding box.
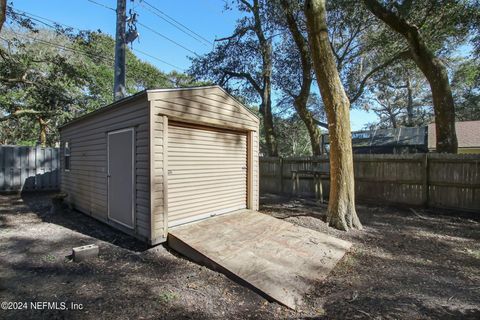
[220,69,263,95]
[313,118,328,129]
[280,0,312,102]
[215,26,252,42]
[363,0,418,38]
[349,50,410,104]
[0,109,47,122]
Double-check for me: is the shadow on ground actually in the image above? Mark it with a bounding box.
[0,192,479,319]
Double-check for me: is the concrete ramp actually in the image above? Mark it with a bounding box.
[168,211,352,309]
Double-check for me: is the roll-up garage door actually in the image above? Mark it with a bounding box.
[167,123,247,227]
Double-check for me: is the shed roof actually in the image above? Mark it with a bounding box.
[59,85,258,130]
[428,120,480,149]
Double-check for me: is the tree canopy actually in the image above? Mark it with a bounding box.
[189,0,479,155]
[0,0,479,152]
[0,26,203,146]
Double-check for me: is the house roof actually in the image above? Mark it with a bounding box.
[428,120,480,149]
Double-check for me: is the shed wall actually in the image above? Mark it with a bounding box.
[149,88,258,131]
[150,110,167,241]
[252,130,259,210]
[149,87,260,238]
[60,98,151,240]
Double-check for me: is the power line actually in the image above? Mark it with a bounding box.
[2,31,175,83]
[2,31,114,62]
[12,9,84,31]
[133,48,185,71]
[141,0,213,46]
[10,9,185,71]
[138,0,212,46]
[86,0,116,12]
[81,0,200,57]
[137,21,199,56]
[11,11,57,29]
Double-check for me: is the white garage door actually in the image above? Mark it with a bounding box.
[167,123,247,227]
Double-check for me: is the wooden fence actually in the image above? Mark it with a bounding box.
[260,154,480,212]
[0,145,60,192]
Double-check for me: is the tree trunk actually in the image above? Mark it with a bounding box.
[406,77,414,126]
[0,0,6,33]
[251,0,278,157]
[38,117,47,147]
[261,85,278,156]
[419,54,458,153]
[305,0,362,231]
[390,114,398,128]
[294,98,323,155]
[363,0,458,153]
[280,0,323,156]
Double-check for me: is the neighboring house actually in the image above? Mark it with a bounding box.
[428,120,480,154]
[322,127,428,154]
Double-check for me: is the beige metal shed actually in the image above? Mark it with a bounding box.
[59,86,260,245]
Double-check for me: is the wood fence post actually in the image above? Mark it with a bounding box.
[279,157,284,194]
[422,153,429,208]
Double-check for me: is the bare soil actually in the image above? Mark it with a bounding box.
[0,192,479,319]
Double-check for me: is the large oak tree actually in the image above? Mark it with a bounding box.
[362,0,459,153]
[190,0,279,156]
[0,0,6,33]
[277,0,323,155]
[305,0,362,230]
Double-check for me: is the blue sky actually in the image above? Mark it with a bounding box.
[10,0,377,130]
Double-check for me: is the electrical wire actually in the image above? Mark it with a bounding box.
[137,21,199,56]
[9,9,185,71]
[82,0,200,57]
[2,32,115,63]
[86,0,116,12]
[13,9,79,30]
[1,32,175,83]
[133,48,184,70]
[138,0,212,46]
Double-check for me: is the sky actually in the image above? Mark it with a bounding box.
[10,0,377,130]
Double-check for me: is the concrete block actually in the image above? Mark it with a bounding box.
[72,244,99,262]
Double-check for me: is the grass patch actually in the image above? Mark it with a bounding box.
[159,291,178,303]
[42,254,56,262]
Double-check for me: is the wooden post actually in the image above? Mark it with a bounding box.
[292,171,297,195]
[279,157,284,194]
[422,153,429,207]
[318,175,324,203]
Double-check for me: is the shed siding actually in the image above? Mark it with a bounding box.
[60,99,150,240]
[59,86,259,245]
[149,87,260,232]
[150,110,166,241]
[253,130,260,211]
[149,88,258,131]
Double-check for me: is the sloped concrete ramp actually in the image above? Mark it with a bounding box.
[168,210,352,309]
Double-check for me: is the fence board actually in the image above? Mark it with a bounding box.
[260,154,480,212]
[0,145,60,192]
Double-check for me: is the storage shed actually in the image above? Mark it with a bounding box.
[59,86,260,245]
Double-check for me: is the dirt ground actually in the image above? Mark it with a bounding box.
[0,192,479,319]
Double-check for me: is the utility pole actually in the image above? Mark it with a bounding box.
[113,0,127,101]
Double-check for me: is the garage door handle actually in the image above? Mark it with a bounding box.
[241,166,247,169]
